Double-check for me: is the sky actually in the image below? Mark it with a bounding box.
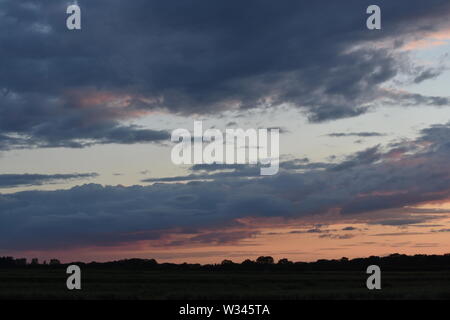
[0,0,450,264]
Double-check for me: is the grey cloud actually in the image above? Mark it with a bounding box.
[164,231,260,247]
[3,122,450,251]
[290,228,332,234]
[385,91,450,107]
[330,145,382,171]
[431,228,450,233]
[0,173,98,188]
[372,232,426,237]
[142,165,262,182]
[0,0,450,149]
[142,159,331,183]
[368,218,431,226]
[414,69,442,83]
[0,92,170,150]
[327,132,386,138]
[319,234,355,240]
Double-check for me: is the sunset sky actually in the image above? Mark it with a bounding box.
[1,0,450,264]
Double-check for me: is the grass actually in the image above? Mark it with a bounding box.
[1,268,450,300]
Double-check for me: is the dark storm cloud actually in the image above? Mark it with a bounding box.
[0,173,98,188]
[0,92,171,150]
[0,0,450,149]
[3,121,450,250]
[0,181,297,250]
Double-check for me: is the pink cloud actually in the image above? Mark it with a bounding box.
[401,28,450,51]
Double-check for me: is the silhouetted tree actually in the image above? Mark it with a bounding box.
[49,259,61,265]
[278,258,293,265]
[256,256,274,264]
[241,259,255,265]
[2,253,450,272]
[221,259,234,266]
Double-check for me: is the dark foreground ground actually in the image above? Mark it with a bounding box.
[1,268,450,300]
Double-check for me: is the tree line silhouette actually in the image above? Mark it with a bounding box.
[1,253,450,271]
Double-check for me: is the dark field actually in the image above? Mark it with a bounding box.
[1,268,450,300]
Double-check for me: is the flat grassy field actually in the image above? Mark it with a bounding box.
[1,268,450,300]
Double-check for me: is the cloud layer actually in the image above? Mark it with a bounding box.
[0,173,98,188]
[2,122,450,250]
[0,0,449,149]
